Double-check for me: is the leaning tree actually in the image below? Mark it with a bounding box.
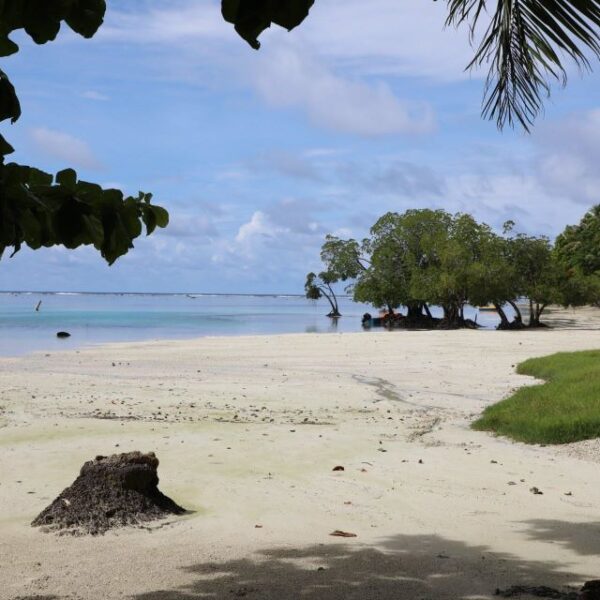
[305,271,343,317]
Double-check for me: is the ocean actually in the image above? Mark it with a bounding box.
[0,292,501,357]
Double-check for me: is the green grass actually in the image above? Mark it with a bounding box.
[472,349,600,444]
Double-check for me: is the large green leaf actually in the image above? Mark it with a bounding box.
[65,0,106,38]
[0,162,169,264]
[56,167,77,189]
[0,69,21,123]
[0,0,106,51]
[222,0,314,49]
[0,133,14,156]
[0,36,18,57]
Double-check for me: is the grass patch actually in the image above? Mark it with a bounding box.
[472,349,600,444]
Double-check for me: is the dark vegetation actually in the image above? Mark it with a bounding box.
[0,2,168,265]
[473,350,600,444]
[306,208,600,328]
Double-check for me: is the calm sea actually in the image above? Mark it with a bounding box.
[0,292,500,357]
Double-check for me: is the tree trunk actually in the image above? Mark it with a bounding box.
[320,288,341,318]
[422,303,432,319]
[529,299,535,326]
[538,303,547,322]
[442,304,462,326]
[529,303,547,327]
[494,303,510,329]
[326,283,341,317]
[406,303,422,320]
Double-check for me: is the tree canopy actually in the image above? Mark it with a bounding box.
[555,204,600,276]
[554,204,600,307]
[312,208,599,329]
[223,0,600,131]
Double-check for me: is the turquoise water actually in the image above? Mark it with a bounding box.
[0,292,500,357]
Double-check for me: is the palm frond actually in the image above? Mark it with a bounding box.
[446,0,600,130]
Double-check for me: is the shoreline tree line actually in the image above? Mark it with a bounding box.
[305,206,600,329]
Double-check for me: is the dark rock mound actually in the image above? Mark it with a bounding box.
[581,580,600,600]
[56,331,71,338]
[32,451,185,535]
[495,581,600,599]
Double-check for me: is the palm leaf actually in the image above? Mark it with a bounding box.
[446,0,600,130]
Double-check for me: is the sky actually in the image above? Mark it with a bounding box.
[1,0,599,293]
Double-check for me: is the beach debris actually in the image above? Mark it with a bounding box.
[507,481,517,486]
[32,451,185,535]
[56,331,71,338]
[332,466,345,472]
[530,486,544,495]
[330,530,357,538]
[231,586,258,597]
[581,580,600,599]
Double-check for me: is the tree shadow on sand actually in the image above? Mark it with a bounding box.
[132,532,587,600]
[11,596,61,600]
[521,519,600,557]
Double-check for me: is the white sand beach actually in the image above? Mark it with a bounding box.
[1,307,600,599]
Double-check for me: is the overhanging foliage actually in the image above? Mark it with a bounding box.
[0,0,168,264]
[223,0,600,131]
[221,0,314,49]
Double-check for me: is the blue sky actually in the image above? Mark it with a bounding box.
[1,0,599,293]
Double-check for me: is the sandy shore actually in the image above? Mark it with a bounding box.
[1,307,600,599]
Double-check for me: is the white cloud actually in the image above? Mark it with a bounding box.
[162,213,218,238]
[103,0,476,82]
[82,90,109,101]
[101,2,227,44]
[235,211,282,246]
[253,42,435,135]
[101,1,440,136]
[211,197,330,274]
[30,128,102,170]
[533,109,600,206]
[292,0,477,82]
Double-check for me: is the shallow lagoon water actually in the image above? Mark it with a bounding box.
[0,292,500,357]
